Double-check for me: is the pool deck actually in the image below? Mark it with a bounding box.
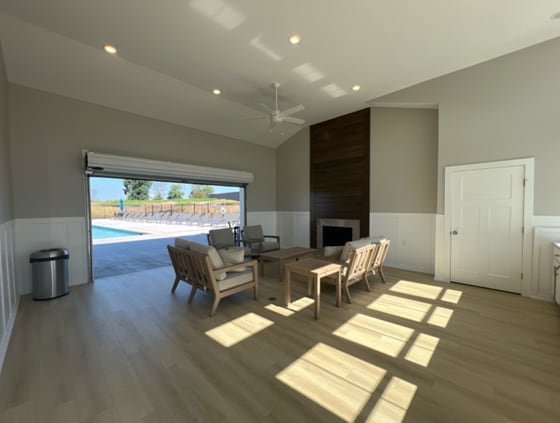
[92,218,226,279]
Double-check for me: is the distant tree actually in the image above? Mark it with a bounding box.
[123,179,152,200]
[151,181,168,200]
[167,184,184,200]
[189,185,214,199]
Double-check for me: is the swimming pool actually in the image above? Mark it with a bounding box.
[92,225,143,240]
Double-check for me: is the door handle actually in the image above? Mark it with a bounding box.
[451,230,458,235]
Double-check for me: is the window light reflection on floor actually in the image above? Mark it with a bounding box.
[366,377,417,423]
[404,333,440,367]
[427,306,454,328]
[367,294,432,322]
[276,343,387,423]
[286,296,315,312]
[389,280,443,300]
[441,288,463,304]
[264,303,295,317]
[333,314,414,357]
[205,312,274,347]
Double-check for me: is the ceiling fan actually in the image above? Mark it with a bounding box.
[258,82,305,129]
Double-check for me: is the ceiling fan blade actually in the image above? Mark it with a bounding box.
[281,104,305,116]
[283,116,306,125]
[259,103,274,113]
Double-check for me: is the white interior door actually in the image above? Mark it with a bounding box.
[450,165,525,293]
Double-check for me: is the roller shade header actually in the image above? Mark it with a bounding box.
[84,151,253,186]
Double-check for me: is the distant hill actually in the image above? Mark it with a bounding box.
[209,192,239,201]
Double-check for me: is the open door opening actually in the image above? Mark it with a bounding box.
[87,176,244,281]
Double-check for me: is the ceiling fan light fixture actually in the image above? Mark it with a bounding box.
[289,34,301,45]
[352,84,361,91]
[212,88,221,95]
[103,44,117,54]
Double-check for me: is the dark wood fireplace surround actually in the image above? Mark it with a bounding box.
[310,108,370,248]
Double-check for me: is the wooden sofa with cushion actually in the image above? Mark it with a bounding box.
[168,238,258,316]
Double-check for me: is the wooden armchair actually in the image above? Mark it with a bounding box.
[207,227,251,256]
[322,243,378,304]
[167,245,258,316]
[369,239,390,283]
[242,225,280,255]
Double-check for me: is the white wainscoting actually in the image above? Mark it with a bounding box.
[14,217,89,295]
[370,213,436,274]
[530,217,560,301]
[277,212,310,248]
[246,212,278,242]
[0,219,18,372]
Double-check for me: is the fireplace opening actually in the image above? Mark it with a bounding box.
[323,226,353,246]
[316,218,360,248]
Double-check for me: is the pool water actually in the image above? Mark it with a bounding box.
[92,225,143,240]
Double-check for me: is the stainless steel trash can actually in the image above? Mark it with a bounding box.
[30,248,69,300]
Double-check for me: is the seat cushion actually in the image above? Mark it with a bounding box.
[261,241,280,252]
[217,270,254,291]
[188,241,227,280]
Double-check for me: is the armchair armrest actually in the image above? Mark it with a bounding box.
[213,259,258,274]
[263,235,280,242]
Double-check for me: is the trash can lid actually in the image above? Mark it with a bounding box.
[30,248,69,262]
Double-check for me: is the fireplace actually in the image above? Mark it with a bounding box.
[317,218,360,248]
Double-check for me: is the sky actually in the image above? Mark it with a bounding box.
[90,177,238,201]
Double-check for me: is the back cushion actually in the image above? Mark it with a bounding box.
[340,238,371,262]
[175,237,191,250]
[188,241,225,269]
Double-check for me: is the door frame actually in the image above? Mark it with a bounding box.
[439,158,534,296]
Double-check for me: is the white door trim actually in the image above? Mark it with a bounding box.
[440,158,534,296]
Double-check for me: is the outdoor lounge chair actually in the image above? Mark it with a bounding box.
[167,245,258,316]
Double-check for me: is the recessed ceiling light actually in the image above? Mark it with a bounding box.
[352,84,361,91]
[212,89,221,95]
[103,44,117,54]
[289,34,301,45]
[551,11,560,20]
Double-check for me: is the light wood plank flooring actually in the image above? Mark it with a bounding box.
[0,265,559,422]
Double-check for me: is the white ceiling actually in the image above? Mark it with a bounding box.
[1,1,560,148]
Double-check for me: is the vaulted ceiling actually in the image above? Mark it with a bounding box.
[1,1,560,147]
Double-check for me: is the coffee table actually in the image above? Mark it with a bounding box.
[284,258,342,320]
[258,247,317,279]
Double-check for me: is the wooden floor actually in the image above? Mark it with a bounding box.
[0,265,559,423]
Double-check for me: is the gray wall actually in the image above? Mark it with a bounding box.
[9,84,276,218]
[276,110,438,214]
[371,108,438,213]
[373,36,560,215]
[276,127,309,211]
[0,43,13,224]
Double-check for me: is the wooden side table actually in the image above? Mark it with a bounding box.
[284,258,342,320]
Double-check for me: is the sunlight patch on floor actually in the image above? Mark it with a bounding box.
[367,294,432,322]
[286,296,315,312]
[366,377,417,423]
[404,333,440,367]
[333,314,414,357]
[441,288,463,304]
[205,312,274,347]
[427,306,454,328]
[276,343,387,422]
[389,280,443,300]
[264,303,295,316]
